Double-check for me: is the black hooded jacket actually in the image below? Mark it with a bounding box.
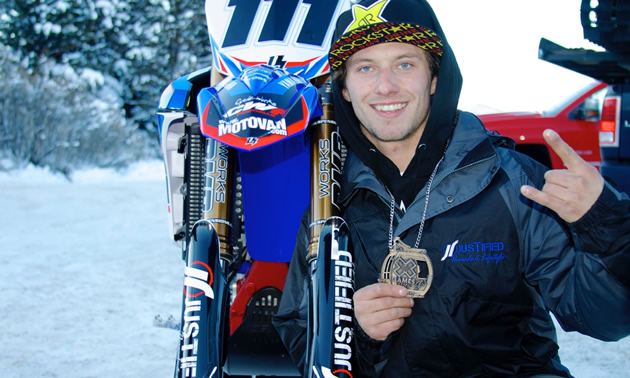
[274,113,630,376]
[273,0,630,376]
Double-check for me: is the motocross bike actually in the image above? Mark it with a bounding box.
[156,1,356,376]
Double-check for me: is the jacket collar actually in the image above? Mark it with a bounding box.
[341,112,501,217]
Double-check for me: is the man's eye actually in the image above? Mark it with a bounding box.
[358,66,372,73]
[399,62,412,69]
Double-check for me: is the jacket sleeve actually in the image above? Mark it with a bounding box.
[570,182,630,288]
[518,176,630,342]
[353,322,396,376]
[272,210,310,376]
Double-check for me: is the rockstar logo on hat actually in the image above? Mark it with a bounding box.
[329,0,444,71]
[343,0,390,34]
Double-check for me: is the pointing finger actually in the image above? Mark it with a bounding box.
[543,129,583,172]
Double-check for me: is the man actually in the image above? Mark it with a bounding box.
[273,0,630,376]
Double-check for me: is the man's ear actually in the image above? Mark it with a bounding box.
[342,87,351,102]
[431,75,438,95]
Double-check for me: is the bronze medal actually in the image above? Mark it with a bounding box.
[379,237,434,298]
[379,142,447,299]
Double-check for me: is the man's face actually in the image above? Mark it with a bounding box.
[342,42,438,152]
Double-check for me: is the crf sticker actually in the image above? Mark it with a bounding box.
[226,98,282,118]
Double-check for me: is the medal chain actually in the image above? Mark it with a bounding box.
[387,142,449,251]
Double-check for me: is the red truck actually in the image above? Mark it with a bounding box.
[527,0,630,192]
[478,81,607,170]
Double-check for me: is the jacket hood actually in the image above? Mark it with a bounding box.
[330,0,463,205]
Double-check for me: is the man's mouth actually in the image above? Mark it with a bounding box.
[373,103,406,112]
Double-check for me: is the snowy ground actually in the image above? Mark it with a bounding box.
[1,161,629,377]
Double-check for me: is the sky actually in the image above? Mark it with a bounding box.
[430,0,601,113]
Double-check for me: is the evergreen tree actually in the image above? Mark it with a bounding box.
[0,0,212,171]
[0,0,211,138]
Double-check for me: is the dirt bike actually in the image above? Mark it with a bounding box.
[156,1,356,376]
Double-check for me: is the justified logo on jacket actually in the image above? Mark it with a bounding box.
[441,240,506,264]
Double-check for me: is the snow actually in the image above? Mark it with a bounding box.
[35,21,62,37]
[1,161,629,377]
[0,161,181,377]
[79,68,106,90]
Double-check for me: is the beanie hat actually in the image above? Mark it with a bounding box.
[329,0,444,71]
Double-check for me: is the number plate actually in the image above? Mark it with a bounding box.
[206,0,352,79]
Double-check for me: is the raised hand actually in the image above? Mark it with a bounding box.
[353,283,414,341]
[520,129,604,223]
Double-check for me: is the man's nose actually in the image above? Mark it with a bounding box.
[375,69,399,95]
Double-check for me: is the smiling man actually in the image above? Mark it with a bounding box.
[273,0,630,376]
[341,42,437,172]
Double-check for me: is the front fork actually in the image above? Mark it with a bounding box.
[307,82,357,378]
[175,80,356,378]
[175,119,235,378]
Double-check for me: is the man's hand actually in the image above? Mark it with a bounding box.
[354,283,414,341]
[520,129,604,223]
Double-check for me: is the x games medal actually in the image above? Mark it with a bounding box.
[379,237,434,298]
